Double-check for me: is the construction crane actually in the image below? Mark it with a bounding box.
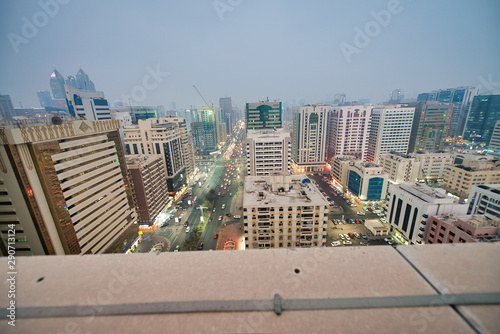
[193,85,213,107]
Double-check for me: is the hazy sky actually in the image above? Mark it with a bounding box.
[1,0,499,109]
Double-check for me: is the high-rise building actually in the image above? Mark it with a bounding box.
[0,94,15,121]
[463,94,500,144]
[219,97,233,135]
[123,117,187,196]
[125,155,168,225]
[75,68,96,91]
[417,87,478,138]
[243,174,328,249]
[246,101,282,130]
[387,183,467,245]
[37,90,54,108]
[245,129,291,176]
[467,184,500,220]
[486,120,500,159]
[191,106,222,156]
[66,76,77,88]
[111,106,157,124]
[292,104,330,172]
[0,118,137,255]
[49,68,66,99]
[390,89,405,102]
[65,85,111,121]
[366,105,415,164]
[408,101,453,153]
[163,116,195,178]
[326,105,372,162]
[443,158,500,200]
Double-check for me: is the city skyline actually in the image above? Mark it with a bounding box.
[1,0,499,109]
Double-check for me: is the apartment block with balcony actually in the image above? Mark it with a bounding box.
[379,152,420,184]
[442,158,500,200]
[413,151,453,181]
[126,155,168,225]
[243,174,328,249]
[245,128,291,176]
[329,155,357,189]
[387,183,467,245]
[0,118,137,255]
[426,215,500,244]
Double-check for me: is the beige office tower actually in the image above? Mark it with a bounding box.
[0,118,137,256]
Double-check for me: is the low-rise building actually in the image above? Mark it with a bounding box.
[330,155,357,189]
[365,219,389,236]
[387,183,467,244]
[243,174,328,249]
[467,184,500,220]
[426,215,500,244]
[346,161,388,205]
[379,152,420,184]
[442,158,500,200]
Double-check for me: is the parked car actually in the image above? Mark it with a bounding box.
[197,242,204,250]
[357,211,366,216]
[185,226,190,233]
[343,240,352,245]
[331,241,341,247]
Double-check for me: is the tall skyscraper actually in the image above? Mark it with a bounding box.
[486,120,500,159]
[246,101,282,130]
[367,105,415,164]
[292,104,331,172]
[75,68,96,91]
[417,86,478,138]
[37,90,53,108]
[50,68,66,99]
[0,118,137,255]
[333,94,346,105]
[219,97,233,135]
[463,94,500,144]
[391,89,405,102]
[326,105,372,162]
[0,93,15,121]
[246,129,291,176]
[66,76,77,88]
[407,101,453,153]
[123,117,188,196]
[191,106,222,156]
[65,85,111,120]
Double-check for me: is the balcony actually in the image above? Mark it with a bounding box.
[421,221,427,226]
[0,244,498,333]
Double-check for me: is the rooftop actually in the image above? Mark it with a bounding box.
[398,182,453,203]
[1,244,498,333]
[125,154,161,167]
[243,174,328,207]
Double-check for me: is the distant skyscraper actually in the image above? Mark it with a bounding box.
[417,86,478,138]
[292,104,330,172]
[75,68,96,91]
[326,105,372,162]
[463,94,500,144]
[486,120,500,158]
[0,119,137,255]
[367,105,415,164]
[391,89,405,101]
[333,94,346,105]
[37,90,53,108]
[0,94,15,121]
[407,101,453,153]
[65,85,111,120]
[246,101,282,130]
[219,97,233,135]
[66,76,77,88]
[50,68,66,99]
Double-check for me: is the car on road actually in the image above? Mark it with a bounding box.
[221,204,226,209]
[213,234,218,239]
[213,208,216,212]
[218,215,223,221]
[185,226,190,233]
[384,237,392,242]
[388,240,395,245]
[197,242,204,250]
[184,222,188,227]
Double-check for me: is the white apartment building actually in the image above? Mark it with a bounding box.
[379,152,453,183]
[126,155,168,225]
[243,174,328,249]
[467,184,500,220]
[123,117,189,196]
[0,118,136,255]
[367,105,415,164]
[387,183,467,244]
[292,104,331,172]
[326,105,372,161]
[330,155,357,188]
[65,84,111,121]
[246,128,291,176]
